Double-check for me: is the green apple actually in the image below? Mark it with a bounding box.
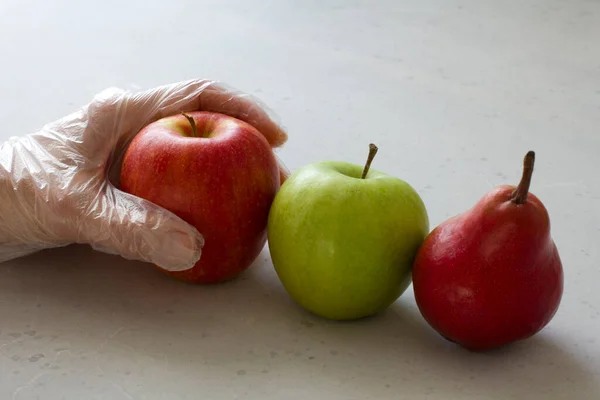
[267,144,429,320]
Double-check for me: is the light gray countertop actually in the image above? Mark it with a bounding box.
[1,1,599,399]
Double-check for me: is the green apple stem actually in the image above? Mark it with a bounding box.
[181,112,199,138]
[361,143,379,179]
[511,150,535,204]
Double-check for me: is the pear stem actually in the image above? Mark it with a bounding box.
[181,112,198,137]
[361,143,379,179]
[511,151,535,204]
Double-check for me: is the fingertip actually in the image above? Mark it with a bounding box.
[154,229,204,272]
[264,123,289,148]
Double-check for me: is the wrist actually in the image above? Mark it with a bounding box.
[0,139,30,245]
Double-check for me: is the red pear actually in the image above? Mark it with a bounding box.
[412,151,563,351]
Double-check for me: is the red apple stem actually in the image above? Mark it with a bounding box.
[361,143,379,179]
[181,112,199,137]
[511,150,535,204]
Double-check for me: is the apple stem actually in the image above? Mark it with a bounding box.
[511,150,535,204]
[181,112,198,137]
[361,143,379,179]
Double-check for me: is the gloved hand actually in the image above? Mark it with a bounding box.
[0,79,288,271]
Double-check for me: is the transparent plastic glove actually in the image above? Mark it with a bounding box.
[0,79,288,271]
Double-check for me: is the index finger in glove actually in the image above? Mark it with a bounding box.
[112,79,288,149]
[193,82,288,148]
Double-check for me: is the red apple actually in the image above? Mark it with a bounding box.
[119,111,280,283]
